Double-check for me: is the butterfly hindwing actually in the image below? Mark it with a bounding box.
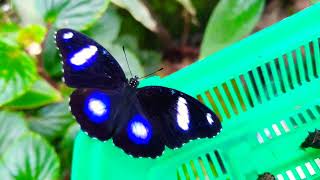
[55,28,127,89]
[112,95,165,158]
[136,86,222,149]
[70,88,123,141]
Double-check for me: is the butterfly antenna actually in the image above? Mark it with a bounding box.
[138,68,164,79]
[122,46,133,78]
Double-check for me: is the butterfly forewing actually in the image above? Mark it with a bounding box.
[136,86,222,149]
[55,28,127,89]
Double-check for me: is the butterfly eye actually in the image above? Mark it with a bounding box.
[84,91,111,124]
[176,97,190,131]
[68,45,98,70]
[127,114,152,144]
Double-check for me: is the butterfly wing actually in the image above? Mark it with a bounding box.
[55,28,127,89]
[112,95,165,158]
[69,88,124,141]
[136,86,222,149]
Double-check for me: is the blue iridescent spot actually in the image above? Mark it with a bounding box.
[67,45,98,71]
[84,91,111,124]
[127,114,152,144]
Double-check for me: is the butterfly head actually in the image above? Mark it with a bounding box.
[129,76,139,88]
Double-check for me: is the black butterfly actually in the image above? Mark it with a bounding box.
[55,28,222,158]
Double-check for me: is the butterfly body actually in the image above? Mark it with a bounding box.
[56,28,222,158]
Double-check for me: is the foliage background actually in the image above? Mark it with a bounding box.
[0,0,315,179]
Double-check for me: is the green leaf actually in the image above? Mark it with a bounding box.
[42,27,62,77]
[0,23,20,47]
[12,0,110,30]
[28,101,74,140]
[310,0,320,4]
[11,0,44,26]
[0,41,37,106]
[59,123,80,172]
[111,0,159,33]
[5,78,62,109]
[0,111,28,154]
[0,133,60,180]
[85,7,122,44]
[200,0,265,58]
[39,0,110,30]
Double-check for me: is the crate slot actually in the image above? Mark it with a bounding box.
[214,150,227,174]
[252,67,268,102]
[235,76,252,110]
[280,120,290,132]
[264,128,272,139]
[295,166,306,179]
[213,87,231,119]
[277,174,285,180]
[204,154,219,178]
[256,132,264,144]
[222,82,240,115]
[261,63,275,98]
[306,109,316,120]
[269,59,284,96]
[312,38,320,76]
[304,43,316,81]
[305,162,316,176]
[243,73,259,106]
[286,170,296,180]
[289,117,298,128]
[315,158,320,169]
[272,124,281,136]
[297,113,307,124]
[309,42,318,79]
[197,157,214,179]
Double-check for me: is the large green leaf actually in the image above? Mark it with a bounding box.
[0,133,60,180]
[0,41,37,106]
[111,0,158,33]
[200,0,265,58]
[12,0,110,30]
[28,101,74,140]
[5,78,62,109]
[0,111,28,154]
[85,7,122,44]
[42,27,62,77]
[11,0,44,26]
[59,123,80,173]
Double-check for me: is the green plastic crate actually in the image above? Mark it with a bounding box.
[71,3,320,180]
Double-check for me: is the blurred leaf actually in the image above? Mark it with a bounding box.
[59,123,80,172]
[139,50,162,73]
[28,101,74,140]
[115,34,139,52]
[39,0,110,30]
[111,0,159,33]
[0,23,20,46]
[11,0,44,26]
[104,44,145,77]
[200,0,265,58]
[0,133,60,180]
[5,78,62,109]
[0,111,28,154]
[42,27,62,77]
[0,41,37,106]
[176,0,196,16]
[17,24,46,48]
[86,7,122,44]
[13,0,110,30]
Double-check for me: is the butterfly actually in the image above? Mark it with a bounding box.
[55,28,222,158]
